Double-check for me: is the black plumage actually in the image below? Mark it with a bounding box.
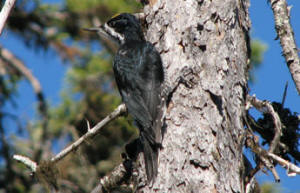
[114,39,164,182]
[85,13,164,183]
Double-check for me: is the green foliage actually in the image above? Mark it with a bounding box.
[66,0,141,16]
[0,0,140,192]
[249,39,268,83]
[261,183,281,193]
[251,40,268,67]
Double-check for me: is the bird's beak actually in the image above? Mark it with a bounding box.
[83,26,111,39]
[82,25,120,53]
[82,27,101,32]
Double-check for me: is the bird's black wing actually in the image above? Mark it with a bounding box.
[113,41,164,144]
[113,41,163,183]
[137,42,164,143]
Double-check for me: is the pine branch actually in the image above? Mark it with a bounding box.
[13,104,127,171]
[270,0,300,94]
[13,155,37,172]
[0,0,16,35]
[247,95,282,153]
[245,94,283,182]
[13,104,126,173]
[51,104,126,163]
[245,131,300,180]
[90,159,133,193]
[0,46,47,118]
[268,152,300,176]
[245,94,300,183]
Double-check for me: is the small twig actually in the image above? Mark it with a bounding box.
[260,156,280,182]
[0,46,42,97]
[281,81,288,107]
[245,132,280,182]
[15,104,127,191]
[245,177,258,193]
[245,96,300,181]
[246,111,288,153]
[13,155,37,172]
[269,0,300,94]
[245,162,263,185]
[269,165,280,182]
[247,95,282,153]
[268,152,300,176]
[13,104,126,169]
[51,104,126,163]
[243,155,260,193]
[91,159,133,193]
[245,131,300,182]
[245,94,284,183]
[86,118,91,131]
[0,46,47,118]
[13,104,127,171]
[0,0,16,35]
[244,133,264,184]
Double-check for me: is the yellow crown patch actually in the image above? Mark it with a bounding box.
[111,13,121,19]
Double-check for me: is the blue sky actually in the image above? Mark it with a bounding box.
[1,0,300,192]
[249,0,300,112]
[249,0,300,191]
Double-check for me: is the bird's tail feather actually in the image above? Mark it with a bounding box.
[140,133,159,184]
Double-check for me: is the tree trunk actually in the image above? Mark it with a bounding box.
[137,0,251,192]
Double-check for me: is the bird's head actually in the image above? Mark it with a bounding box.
[85,13,144,45]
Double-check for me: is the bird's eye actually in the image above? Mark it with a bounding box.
[107,21,115,27]
[109,19,128,29]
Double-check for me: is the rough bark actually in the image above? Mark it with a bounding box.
[270,0,300,95]
[137,0,251,192]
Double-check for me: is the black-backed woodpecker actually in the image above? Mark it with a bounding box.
[85,13,164,183]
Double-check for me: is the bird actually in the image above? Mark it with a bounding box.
[84,13,164,183]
